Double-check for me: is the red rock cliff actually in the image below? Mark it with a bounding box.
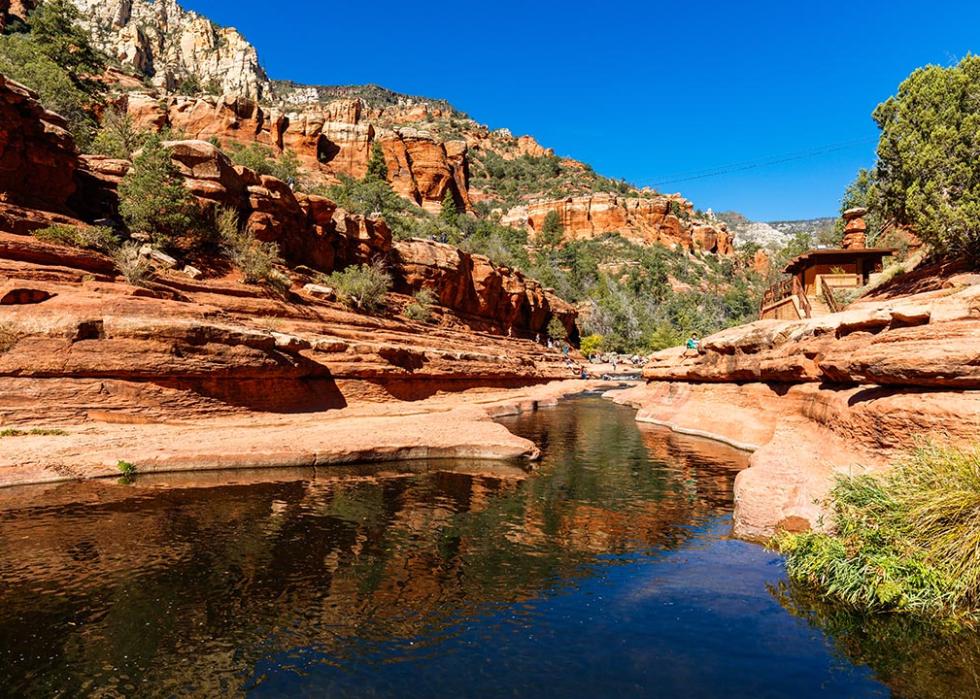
[616,267,980,540]
[501,193,734,255]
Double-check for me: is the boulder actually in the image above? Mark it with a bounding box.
[0,75,77,214]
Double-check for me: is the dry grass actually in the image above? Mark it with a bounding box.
[0,323,19,353]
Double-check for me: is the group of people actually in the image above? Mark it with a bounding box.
[535,328,705,380]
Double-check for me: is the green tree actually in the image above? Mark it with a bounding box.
[226,142,300,184]
[439,187,458,225]
[547,316,567,341]
[0,35,97,146]
[27,0,104,84]
[872,54,980,254]
[365,142,388,182]
[91,107,151,159]
[538,210,564,248]
[118,135,197,249]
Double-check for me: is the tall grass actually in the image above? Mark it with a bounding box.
[774,442,980,622]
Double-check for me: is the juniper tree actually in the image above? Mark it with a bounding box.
[118,135,197,249]
[439,187,458,225]
[538,210,564,249]
[872,54,980,254]
[365,142,388,182]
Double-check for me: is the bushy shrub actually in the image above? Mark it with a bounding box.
[118,134,198,249]
[34,224,119,253]
[112,243,151,287]
[226,142,300,184]
[403,288,436,323]
[215,206,288,290]
[775,442,980,621]
[91,107,151,159]
[321,261,392,314]
[579,334,604,355]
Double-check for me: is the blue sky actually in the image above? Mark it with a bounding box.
[185,1,980,221]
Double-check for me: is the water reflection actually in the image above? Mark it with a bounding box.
[0,398,748,696]
[773,580,980,699]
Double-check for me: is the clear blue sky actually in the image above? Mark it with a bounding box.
[185,0,980,221]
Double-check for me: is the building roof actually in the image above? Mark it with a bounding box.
[783,247,897,274]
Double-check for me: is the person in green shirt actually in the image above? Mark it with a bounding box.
[685,332,703,355]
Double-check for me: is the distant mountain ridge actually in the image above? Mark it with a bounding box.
[715,212,836,249]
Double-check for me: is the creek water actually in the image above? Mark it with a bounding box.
[2,395,947,698]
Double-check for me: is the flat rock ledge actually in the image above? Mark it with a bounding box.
[0,380,610,488]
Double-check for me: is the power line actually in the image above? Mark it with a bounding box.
[649,137,877,187]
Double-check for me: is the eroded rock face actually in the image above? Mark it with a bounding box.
[119,93,471,211]
[501,194,734,255]
[0,75,77,213]
[627,275,980,539]
[393,239,577,339]
[69,0,270,98]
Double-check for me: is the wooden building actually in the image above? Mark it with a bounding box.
[760,209,895,320]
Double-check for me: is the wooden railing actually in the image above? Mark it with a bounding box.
[761,277,812,318]
[820,280,842,313]
[761,278,794,309]
[792,276,812,318]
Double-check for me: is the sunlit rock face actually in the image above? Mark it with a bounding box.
[67,0,270,98]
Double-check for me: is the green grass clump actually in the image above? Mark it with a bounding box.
[34,224,119,253]
[403,289,436,323]
[116,460,137,477]
[0,427,68,437]
[774,442,980,622]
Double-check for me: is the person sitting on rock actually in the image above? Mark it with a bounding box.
[685,333,704,356]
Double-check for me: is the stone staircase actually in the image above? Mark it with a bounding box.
[807,296,831,317]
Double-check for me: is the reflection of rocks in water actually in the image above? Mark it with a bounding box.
[0,398,751,696]
[771,580,980,699]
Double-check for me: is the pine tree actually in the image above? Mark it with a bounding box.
[538,210,564,248]
[28,0,104,79]
[439,187,458,225]
[365,142,388,182]
[91,108,150,159]
[118,135,197,250]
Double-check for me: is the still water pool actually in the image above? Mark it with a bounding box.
[0,397,915,697]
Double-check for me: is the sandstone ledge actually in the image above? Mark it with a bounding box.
[0,380,609,489]
[614,368,980,541]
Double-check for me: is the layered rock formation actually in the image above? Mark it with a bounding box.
[0,71,582,448]
[617,269,980,539]
[501,194,735,255]
[393,238,578,340]
[118,92,472,212]
[76,0,268,98]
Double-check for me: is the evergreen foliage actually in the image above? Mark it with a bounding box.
[867,55,980,254]
[226,143,300,185]
[118,134,198,249]
[91,107,151,159]
[439,188,458,225]
[538,210,564,248]
[365,142,388,182]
